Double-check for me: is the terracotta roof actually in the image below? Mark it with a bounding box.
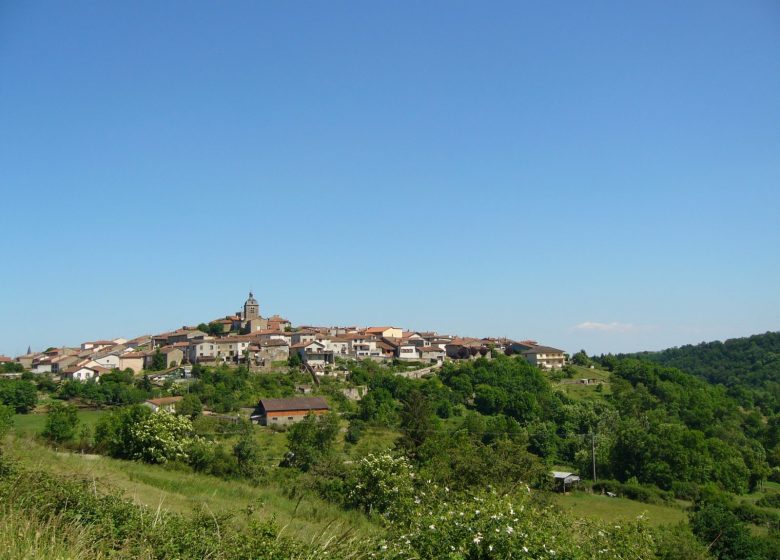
[523,345,565,355]
[259,339,289,347]
[419,346,445,353]
[145,396,183,406]
[259,397,329,413]
[365,326,397,333]
[120,352,146,358]
[0,356,12,363]
[291,340,323,349]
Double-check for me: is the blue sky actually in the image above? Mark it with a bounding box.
[1,1,779,356]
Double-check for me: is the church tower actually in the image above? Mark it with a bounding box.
[243,292,260,321]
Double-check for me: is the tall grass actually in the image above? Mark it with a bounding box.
[0,506,106,560]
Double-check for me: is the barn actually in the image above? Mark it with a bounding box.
[253,397,330,426]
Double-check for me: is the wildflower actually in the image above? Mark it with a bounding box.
[473,533,483,544]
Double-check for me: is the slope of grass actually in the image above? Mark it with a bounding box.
[12,410,106,438]
[553,492,688,527]
[4,436,380,543]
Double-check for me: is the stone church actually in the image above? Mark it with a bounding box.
[239,292,268,332]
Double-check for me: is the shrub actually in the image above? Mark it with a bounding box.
[346,453,414,518]
[42,402,80,444]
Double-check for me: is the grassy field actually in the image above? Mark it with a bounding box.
[4,425,381,544]
[553,492,689,527]
[12,410,107,437]
[554,365,612,402]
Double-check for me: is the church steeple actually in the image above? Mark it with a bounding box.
[243,291,259,320]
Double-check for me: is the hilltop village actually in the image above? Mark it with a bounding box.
[4,292,567,380]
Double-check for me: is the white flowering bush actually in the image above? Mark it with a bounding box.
[347,453,415,519]
[128,410,195,464]
[376,486,656,559]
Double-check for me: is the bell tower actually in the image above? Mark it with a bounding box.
[243,291,260,320]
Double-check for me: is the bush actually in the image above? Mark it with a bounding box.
[346,453,414,518]
[0,379,37,413]
[42,402,80,444]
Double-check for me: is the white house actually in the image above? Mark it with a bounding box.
[61,365,110,381]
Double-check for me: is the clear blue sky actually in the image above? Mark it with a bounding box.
[1,1,779,357]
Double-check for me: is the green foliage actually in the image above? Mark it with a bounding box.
[346,453,414,518]
[94,404,152,458]
[345,418,366,444]
[233,433,266,481]
[690,503,761,560]
[287,351,302,368]
[358,387,398,425]
[128,411,195,464]
[397,390,437,457]
[0,361,24,373]
[0,379,37,413]
[42,402,81,444]
[176,393,203,419]
[377,485,657,559]
[283,413,340,471]
[653,523,711,560]
[207,322,225,336]
[0,464,329,560]
[571,349,592,366]
[149,349,166,371]
[0,405,12,439]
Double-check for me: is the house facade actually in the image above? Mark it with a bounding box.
[254,397,329,426]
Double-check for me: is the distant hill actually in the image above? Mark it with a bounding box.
[622,331,780,412]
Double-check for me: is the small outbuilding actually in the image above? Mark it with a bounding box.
[253,397,329,426]
[551,471,581,493]
[144,396,183,413]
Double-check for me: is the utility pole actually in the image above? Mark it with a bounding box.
[591,431,597,482]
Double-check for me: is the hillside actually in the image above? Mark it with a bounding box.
[622,331,780,412]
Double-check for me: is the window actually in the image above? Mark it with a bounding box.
[288,416,293,420]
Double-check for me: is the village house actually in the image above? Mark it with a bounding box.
[253,397,329,426]
[419,346,446,363]
[143,396,183,413]
[188,340,218,363]
[145,346,184,369]
[50,354,80,374]
[248,339,290,367]
[397,341,421,361]
[291,340,334,366]
[61,365,110,381]
[521,345,567,369]
[266,314,292,331]
[364,326,403,339]
[119,351,146,373]
[15,353,37,369]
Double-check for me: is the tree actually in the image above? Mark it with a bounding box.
[208,322,224,336]
[0,404,13,439]
[176,394,203,419]
[136,374,153,392]
[94,404,152,458]
[571,350,592,366]
[0,379,37,413]
[128,410,194,464]
[690,503,760,560]
[42,402,80,444]
[398,390,436,457]
[150,349,166,371]
[284,413,340,471]
[196,323,210,333]
[287,352,302,368]
[233,433,265,481]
